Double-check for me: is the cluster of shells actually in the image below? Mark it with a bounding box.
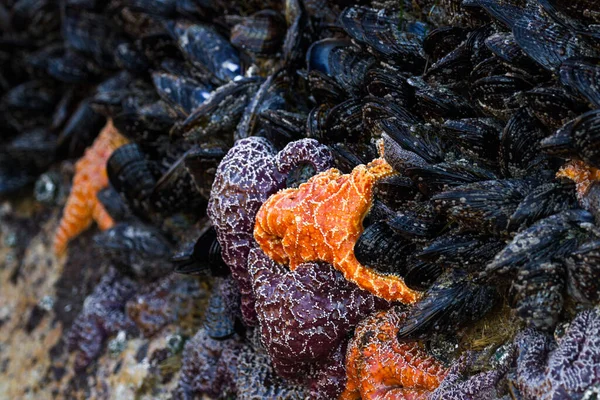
[4,0,600,398]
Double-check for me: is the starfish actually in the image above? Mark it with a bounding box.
[429,347,516,400]
[207,137,333,324]
[254,158,422,303]
[556,159,600,200]
[515,308,600,399]
[176,328,242,399]
[176,328,307,399]
[54,119,128,256]
[247,247,387,383]
[126,274,204,338]
[340,307,449,400]
[66,269,138,371]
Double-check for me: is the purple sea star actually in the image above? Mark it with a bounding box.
[207,137,333,325]
[306,340,349,400]
[428,346,516,400]
[126,274,205,338]
[247,247,388,396]
[515,308,600,399]
[175,328,306,399]
[66,268,138,371]
[234,329,307,400]
[175,328,242,399]
[275,137,335,176]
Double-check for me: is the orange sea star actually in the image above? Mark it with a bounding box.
[341,307,449,400]
[556,159,600,200]
[253,158,422,304]
[54,120,129,256]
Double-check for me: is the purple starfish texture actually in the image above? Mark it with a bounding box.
[207,137,333,325]
[126,274,205,338]
[248,247,388,397]
[175,328,306,399]
[429,345,516,400]
[66,269,138,370]
[515,308,600,399]
[175,328,241,399]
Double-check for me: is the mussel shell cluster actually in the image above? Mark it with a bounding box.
[5,0,600,398]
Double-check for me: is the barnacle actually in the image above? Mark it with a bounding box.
[254,158,422,304]
[340,306,448,400]
[508,261,565,331]
[53,120,128,256]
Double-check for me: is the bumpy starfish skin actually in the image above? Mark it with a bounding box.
[557,159,600,199]
[276,137,334,175]
[126,275,203,338]
[341,307,448,400]
[54,120,128,255]
[176,328,306,400]
[234,330,307,400]
[429,347,516,400]
[247,247,387,385]
[306,341,349,400]
[66,269,138,371]
[207,137,286,325]
[208,137,333,324]
[176,328,242,399]
[515,308,600,399]
[254,158,421,303]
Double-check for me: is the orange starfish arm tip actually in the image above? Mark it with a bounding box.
[557,159,600,199]
[53,119,128,256]
[340,308,448,400]
[254,158,422,304]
